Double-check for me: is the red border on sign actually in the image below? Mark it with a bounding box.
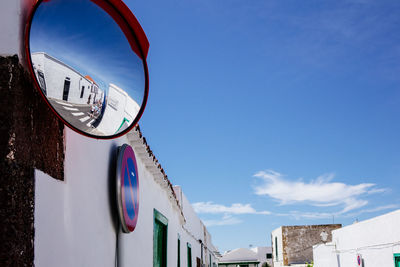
[120,145,139,232]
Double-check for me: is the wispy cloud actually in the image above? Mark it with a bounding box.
[275,205,398,221]
[343,204,399,218]
[253,170,386,214]
[193,202,271,215]
[202,215,242,227]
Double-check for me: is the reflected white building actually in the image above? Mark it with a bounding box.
[31,52,103,105]
[31,52,140,135]
[96,83,140,135]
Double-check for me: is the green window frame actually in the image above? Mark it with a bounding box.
[275,236,278,260]
[187,243,192,267]
[153,209,168,267]
[115,117,130,134]
[394,253,400,267]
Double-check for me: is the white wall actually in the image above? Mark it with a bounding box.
[313,243,337,267]
[333,210,400,267]
[34,129,119,267]
[0,0,20,55]
[251,247,273,267]
[271,227,283,267]
[313,210,400,267]
[34,127,218,267]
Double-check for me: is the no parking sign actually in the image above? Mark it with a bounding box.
[357,254,362,267]
[116,144,139,233]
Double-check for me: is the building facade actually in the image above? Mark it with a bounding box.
[313,210,400,267]
[218,248,260,267]
[250,247,273,267]
[218,247,272,267]
[33,126,219,267]
[271,224,342,267]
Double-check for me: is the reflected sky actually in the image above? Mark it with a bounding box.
[30,0,145,105]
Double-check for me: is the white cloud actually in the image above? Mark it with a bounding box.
[277,211,334,220]
[253,170,385,213]
[193,202,271,215]
[202,215,242,227]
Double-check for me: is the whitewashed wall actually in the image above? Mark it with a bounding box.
[312,243,337,267]
[313,210,400,267]
[271,227,284,267]
[34,129,119,267]
[31,52,96,105]
[0,0,20,55]
[251,246,273,267]
[34,127,218,267]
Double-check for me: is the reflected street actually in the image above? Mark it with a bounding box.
[48,98,103,135]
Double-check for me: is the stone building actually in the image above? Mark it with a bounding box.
[271,224,342,267]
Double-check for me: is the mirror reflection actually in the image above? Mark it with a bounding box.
[29,0,146,137]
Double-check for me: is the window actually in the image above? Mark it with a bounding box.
[209,254,212,267]
[37,70,47,95]
[62,77,71,101]
[177,235,180,267]
[187,243,192,267]
[266,253,272,259]
[153,209,168,267]
[80,86,85,98]
[275,236,278,260]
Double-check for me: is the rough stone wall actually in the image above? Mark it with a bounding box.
[0,55,64,266]
[282,224,342,265]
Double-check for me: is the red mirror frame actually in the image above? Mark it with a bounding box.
[23,0,149,139]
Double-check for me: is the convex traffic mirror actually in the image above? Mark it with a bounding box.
[26,0,149,139]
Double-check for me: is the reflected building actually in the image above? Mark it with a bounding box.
[31,52,140,136]
[96,83,140,135]
[31,52,103,105]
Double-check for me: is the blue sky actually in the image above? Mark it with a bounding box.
[127,0,400,252]
[30,0,145,104]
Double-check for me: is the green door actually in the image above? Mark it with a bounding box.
[154,210,168,267]
[394,254,400,267]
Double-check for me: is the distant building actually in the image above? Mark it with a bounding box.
[219,248,260,267]
[313,210,400,267]
[218,247,272,267]
[250,247,273,267]
[271,224,342,267]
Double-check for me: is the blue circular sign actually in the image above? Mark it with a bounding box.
[116,144,139,233]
